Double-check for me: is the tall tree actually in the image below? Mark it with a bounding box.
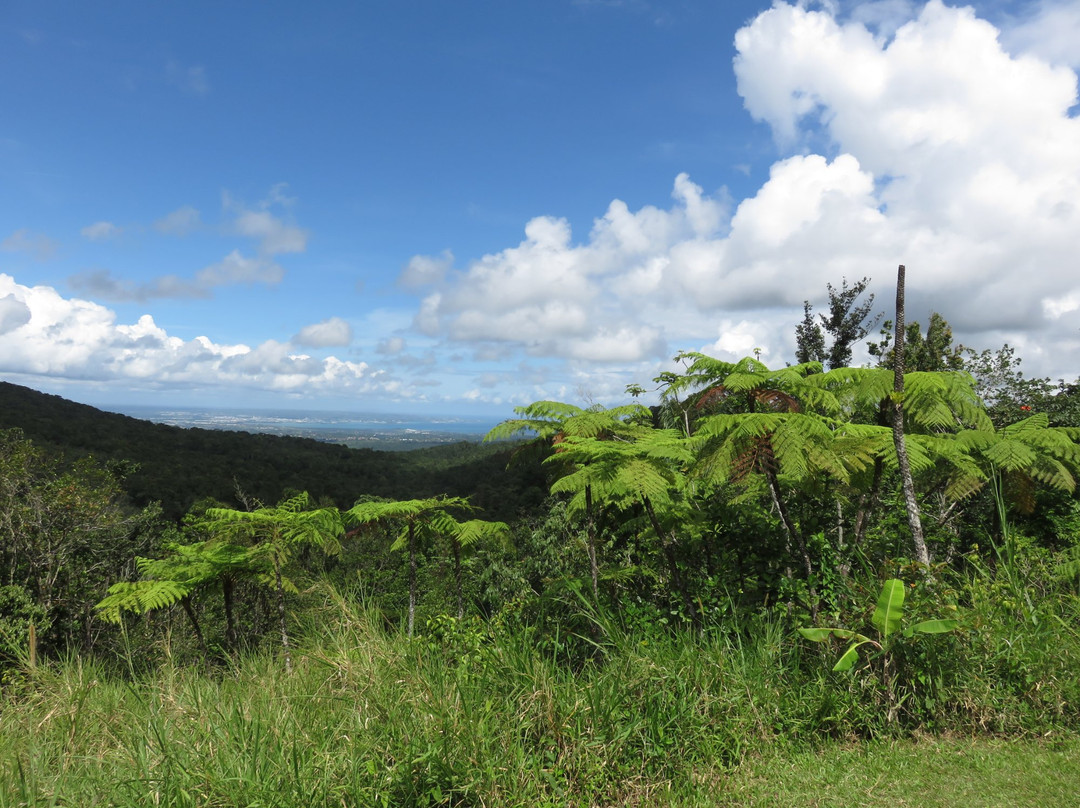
[347,496,501,636]
[869,311,965,373]
[890,265,930,566]
[487,402,649,600]
[204,493,343,672]
[433,514,509,619]
[0,429,161,656]
[548,427,699,620]
[96,539,256,661]
[796,277,881,369]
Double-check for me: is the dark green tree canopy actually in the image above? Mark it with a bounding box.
[796,276,881,370]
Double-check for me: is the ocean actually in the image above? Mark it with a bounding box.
[105,405,504,450]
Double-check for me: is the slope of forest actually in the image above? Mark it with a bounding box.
[0,382,543,522]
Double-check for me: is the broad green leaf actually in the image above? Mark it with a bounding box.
[907,619,959,635]
[871,579,906,639]
[833,643,862,671]
[798,627,864,642]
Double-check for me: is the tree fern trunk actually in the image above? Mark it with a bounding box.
[891,264,930,566]
[179,595,209,662]
[765,467,818,619]
[223,575,237,653]
[642,496,697,624]
[453,540,463,620]
[585,484,599,603]
[273,555,293,674]
[853,455,884,552]
[408,523,417,638]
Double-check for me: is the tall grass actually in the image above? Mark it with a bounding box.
[1,573,1078,807]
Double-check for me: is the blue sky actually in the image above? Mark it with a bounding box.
[2,1,1079,416]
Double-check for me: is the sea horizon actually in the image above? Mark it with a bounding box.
[102,404,505,450]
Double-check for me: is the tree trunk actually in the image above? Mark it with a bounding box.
[179,595,210,662]
[891,264,930,566]
[853,455,884,551]
[223,575,237,653]
[642,496,697,624]
[407,523,417,638]
[453,540,464,620]
[835,500,846,577]
[584,485,599,603]
[765,467,818,619]
[273,555,293,674]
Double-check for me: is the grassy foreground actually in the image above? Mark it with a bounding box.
[1,589,1077,807]
[724,737,1080,807]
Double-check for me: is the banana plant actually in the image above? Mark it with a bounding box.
[798,578,957,671]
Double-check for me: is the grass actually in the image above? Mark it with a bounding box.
[721,736,1080,807]
[1,585,1078,806]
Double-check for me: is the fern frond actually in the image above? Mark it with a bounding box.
[94,579,193,623]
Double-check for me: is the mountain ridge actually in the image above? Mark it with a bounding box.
[0,382,542,521]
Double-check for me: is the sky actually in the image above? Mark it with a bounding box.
[1,0,1079,417]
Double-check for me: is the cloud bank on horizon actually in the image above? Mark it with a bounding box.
[1,0,1078,412]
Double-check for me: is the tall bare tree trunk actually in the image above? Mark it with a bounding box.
[453,540,464,620]
[585,485,599,603]
[765,468,818,620]
[891,264,930,566]
[180,595,210,663]
[642,496,697,624]
[223,575,237,653]
[407,523,417,637]
[273,556,293,674]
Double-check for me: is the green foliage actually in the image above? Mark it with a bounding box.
[799,578,958,674]
[94,540,257,623]
[869,311,966,372]
[0,382,539,523]
[0,585,49,667]
[95,579,193,623]
[2,588,1079,806]
[797,276,881,369]
[0,428,165,657]
[347,496,507,630]
[205,491,345,565]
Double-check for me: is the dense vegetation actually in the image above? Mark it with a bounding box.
[2,281,1079,805]
[0,381,545,522]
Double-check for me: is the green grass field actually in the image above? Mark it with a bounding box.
[2,589,1077,807]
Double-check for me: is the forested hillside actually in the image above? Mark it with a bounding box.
[0,382,545,522]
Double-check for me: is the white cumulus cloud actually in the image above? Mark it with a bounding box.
[0,274,389,396]
[405,0,1080,388]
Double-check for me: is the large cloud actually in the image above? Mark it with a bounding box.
[409,0,1080,384]
[411,173,727,362]
[0,274,391,395]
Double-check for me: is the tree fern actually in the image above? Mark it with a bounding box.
[346,495,503,631]
[95,579,193,623]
